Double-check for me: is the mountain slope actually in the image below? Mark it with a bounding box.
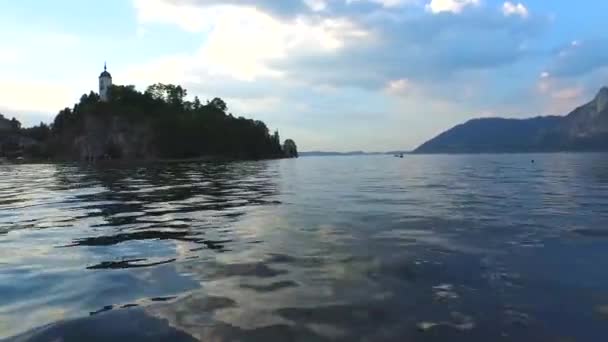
[414,87,608,153]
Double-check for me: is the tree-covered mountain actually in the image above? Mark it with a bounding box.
[3,84,297,161]
[414,87,608,154]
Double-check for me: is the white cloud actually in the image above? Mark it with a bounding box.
[133,0,215,32]
[426,0,480,14]
[132,0,369,81]
[124,0,551,150]
[202,14,367,81]
[346,0,411,7]
[372,0,407,6]
[304,0,327,11]
[228,96,282,114]
[0,80,77,113]
[385,79,412,95]
[502,2,529,18]
[122,54,200,86]
[0,32,80,65]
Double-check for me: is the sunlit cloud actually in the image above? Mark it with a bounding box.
[385,79,412,96]
[425,0,480,14]
[132,1,369,81]
[0,80,78,113]
[502,1,529,18]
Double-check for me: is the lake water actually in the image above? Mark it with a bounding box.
[1,154,608,341]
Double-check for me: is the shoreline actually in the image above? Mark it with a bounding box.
[0,154,291,166]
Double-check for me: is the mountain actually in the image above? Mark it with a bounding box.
[414,87,608,153]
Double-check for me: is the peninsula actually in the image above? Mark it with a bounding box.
[0,65,298,161]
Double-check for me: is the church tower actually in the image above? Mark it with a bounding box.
[99,62,112,102]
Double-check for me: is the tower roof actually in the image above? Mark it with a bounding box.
[99,62,112,78]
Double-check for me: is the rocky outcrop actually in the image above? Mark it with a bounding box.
[74,115,153,161]
[560,87,608,138]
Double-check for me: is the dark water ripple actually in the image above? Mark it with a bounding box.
[1,154,608,341]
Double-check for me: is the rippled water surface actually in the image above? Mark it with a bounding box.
[2,154,608,341]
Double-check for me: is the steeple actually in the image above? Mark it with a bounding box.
[99,62,112,78]
[99,62,112,102]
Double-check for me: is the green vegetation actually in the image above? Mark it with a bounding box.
[283,139,298,158]
[2,84,298,161]
[0,114,51,159]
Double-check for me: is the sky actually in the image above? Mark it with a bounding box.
[1,0,608,151]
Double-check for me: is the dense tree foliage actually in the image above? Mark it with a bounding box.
[283,139,299,158]
[0,115,51,158]
[22,123,51,142]
[45,83,290,160]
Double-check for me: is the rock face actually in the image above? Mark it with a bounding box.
[414,87,608,153]
[73,115,153,161]
[560,87,608,138]
[595,87,608,113]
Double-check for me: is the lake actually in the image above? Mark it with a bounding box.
[1,154,608,341]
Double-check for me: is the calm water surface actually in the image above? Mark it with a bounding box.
[1,154,608,341]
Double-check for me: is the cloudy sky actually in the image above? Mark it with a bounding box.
[1,0,607,151]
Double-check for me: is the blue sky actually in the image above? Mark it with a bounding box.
[1,0,608,151]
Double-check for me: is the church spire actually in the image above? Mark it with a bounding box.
[99,62,112,102]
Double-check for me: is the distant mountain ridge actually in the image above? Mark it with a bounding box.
[414,87,608,153]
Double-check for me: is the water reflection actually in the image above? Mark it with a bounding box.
[2,155,608,341]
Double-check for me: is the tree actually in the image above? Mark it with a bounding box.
[52,108,73,133]
[272,130,280,145]
[21,123,50,142]
[145,84,187,107]
[209,97,227,112]
[193,96,202,110]
[283,139,298,158]
[145,83,167,101]
[168,85,187,106]
[10,117,21,130]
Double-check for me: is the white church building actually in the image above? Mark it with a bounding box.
[99,63,112,102]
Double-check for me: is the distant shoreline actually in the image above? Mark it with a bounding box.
[299,150,608,157]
